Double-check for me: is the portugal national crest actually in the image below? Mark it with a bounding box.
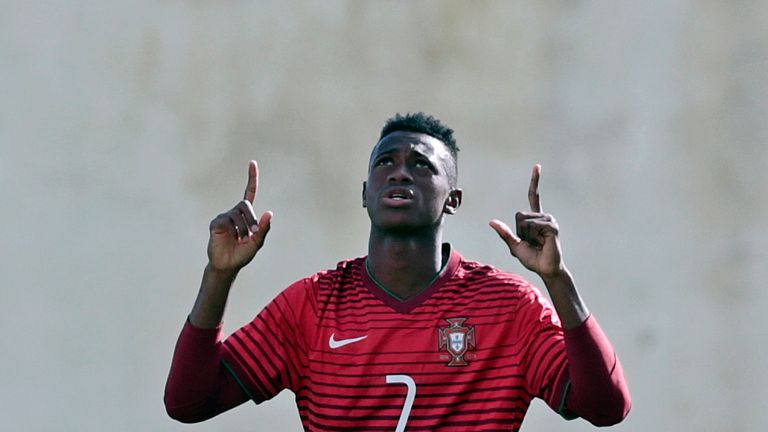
[438,318,476,366]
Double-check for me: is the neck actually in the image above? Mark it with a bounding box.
[366,228,446,299]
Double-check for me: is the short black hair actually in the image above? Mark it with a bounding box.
[379,112,460,160]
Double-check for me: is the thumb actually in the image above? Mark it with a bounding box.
[489,219,522,257]
[255,211,273,238]
[249,211,273,248]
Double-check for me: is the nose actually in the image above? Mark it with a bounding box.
[387,162,413,184]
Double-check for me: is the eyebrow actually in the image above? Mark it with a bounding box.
[373,148,397,158]
[372,145,432,160]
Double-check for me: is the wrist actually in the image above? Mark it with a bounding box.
[204,262,240,281]
[539,267,590,329]
[189,264,238,330]
[539,265,571,286]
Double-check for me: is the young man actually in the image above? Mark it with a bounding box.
[165,113,631,431]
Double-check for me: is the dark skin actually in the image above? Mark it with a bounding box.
[189,132,588,330]
[489,163,589,329]
[362,131,462,298]
[189,161,271,329]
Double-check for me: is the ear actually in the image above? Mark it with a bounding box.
[362,181,368,208]
[443,189,462,215]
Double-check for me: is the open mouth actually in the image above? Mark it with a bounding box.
[389,192,410,200]
[382,188,414,205]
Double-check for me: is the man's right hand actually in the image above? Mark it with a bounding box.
[207,160,273,274]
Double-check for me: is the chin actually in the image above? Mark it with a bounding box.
[373,218,439,235]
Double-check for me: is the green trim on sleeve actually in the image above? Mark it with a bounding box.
[222,359,259,405]
[558,380,579,421]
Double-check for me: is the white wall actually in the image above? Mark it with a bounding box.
[2,1,766,431]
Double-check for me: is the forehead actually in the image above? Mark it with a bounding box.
[370,131,451,160]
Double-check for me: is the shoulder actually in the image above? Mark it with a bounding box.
[454,254,531,288]
[454,254,562,326]
[452,253,549,304]
[304,256,365,284]
[275,256,366,314]
[286,256,366,297]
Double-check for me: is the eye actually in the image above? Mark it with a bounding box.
[415,159,435,171]
[374,156,394,167]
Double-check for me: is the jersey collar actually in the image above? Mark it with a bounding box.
[361,243,461,314]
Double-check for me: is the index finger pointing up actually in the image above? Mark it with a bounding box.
[528,164,542,212]
[244,160,259,203]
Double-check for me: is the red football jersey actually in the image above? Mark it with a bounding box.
[222,247,570,431]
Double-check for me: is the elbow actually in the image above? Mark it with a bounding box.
[164,394,208,424]
[165,406,206,424]
[165,404,196,424]
[584,391,632,427]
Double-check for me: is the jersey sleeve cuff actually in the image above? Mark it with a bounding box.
[220,344,270,405]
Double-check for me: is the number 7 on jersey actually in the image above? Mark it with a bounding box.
[386,374,416,432]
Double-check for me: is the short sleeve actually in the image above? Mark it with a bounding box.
[221,279,315,403]
[517,284,570,412]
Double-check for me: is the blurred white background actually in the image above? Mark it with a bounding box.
[1,1,766,431]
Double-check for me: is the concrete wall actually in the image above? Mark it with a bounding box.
[2,1,766,430]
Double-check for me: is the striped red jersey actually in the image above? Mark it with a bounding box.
[222,246,570,431]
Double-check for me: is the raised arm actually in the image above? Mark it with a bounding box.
[165,161,273,422]
[190,160,273,328]
[489,164,587,329]
[489,164,630,425]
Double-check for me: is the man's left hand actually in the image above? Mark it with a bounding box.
[490,164,567,280]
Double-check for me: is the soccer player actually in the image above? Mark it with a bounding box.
[165,113,631,431]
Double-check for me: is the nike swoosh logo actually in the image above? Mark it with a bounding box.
[329,333,368,349]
